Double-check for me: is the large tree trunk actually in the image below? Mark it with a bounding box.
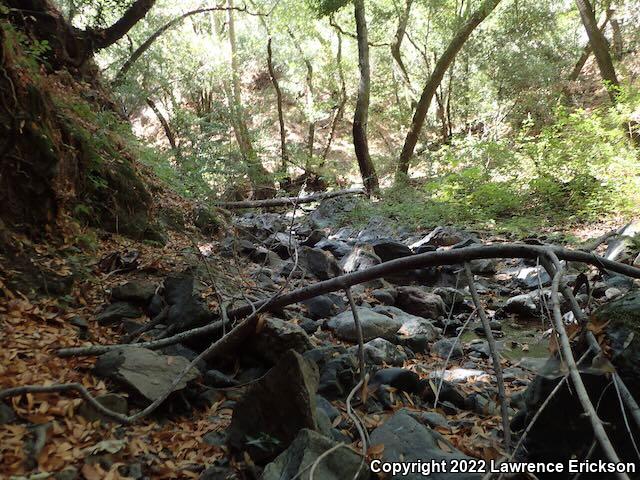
[6,0,156,74]
[88,0,156,50]
[353,0,380,195]
[568,8,611,82]
[225,0,274,198]
[395,0,502,182]
[575,0,619,101]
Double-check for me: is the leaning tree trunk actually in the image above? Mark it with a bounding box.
[575,0,619,101]
[395,0,502,182]
[353,0,380,196]
[568,8,612,82]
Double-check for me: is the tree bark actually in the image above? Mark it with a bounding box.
[321,28,348,166]
[567,8,611,82]
[609,10,623,60]
[395,0,502,182]
[390,0,415,102]
[575,0,619,101]
[89,0,156,50]
[353,0,380,195]
[267,38,289,172]
[145,97,180,158]
[289,30,316,170]
[225,0,274,198]
[6,0,155,72]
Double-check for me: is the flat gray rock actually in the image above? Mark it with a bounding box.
[94,347,199,402]
[369,411,480,479]
[327,308,402,342]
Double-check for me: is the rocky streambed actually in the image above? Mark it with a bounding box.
[4,197,639,480]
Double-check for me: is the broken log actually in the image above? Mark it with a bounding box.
[213,187,364,209]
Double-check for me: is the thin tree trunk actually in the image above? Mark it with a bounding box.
[395,0,502,182]
[575,0,619,101]
[225,0,274,197]
[266,38,289,172]
[390,0,415,103]
[288,30,316,170]
[146,97,180,158]
[353,0,380,195]
[321,28,347,167]
[610,10,623,60]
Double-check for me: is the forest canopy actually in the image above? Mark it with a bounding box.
[19,0,632,231]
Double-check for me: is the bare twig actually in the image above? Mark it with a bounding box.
[545,250,629,480]
[345,287,365,386]
[58,320,225,357]
[464,262,511,452]
[346,378,368,478]
[121,306,168,343]
[434,308,476,408]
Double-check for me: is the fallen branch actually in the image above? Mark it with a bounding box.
[545,250,629,480]
[58,243,640,359]
[121,306,168,344]
[213,187,364,209]
[58,320,224,357]
[0,383,130,423]
[538,256,640,431]
[488,347,595,480]
[223,243,640,323]
[464,263,511,452]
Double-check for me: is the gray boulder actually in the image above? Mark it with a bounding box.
[315,239,352,259]
[397,317,439,342]
[298,246,343,280]
[410,226,476,249]
[359,338,408,366]
[77,393,128,422]
[369,411,481,479]
[247,317,313,363]
[111,281,156,304]
[432,338,463,359]
[304,346,358,399]
[94,348,199,402]
[95,301,141,326]
[340,245,381,273]
[228,350,320,462]
[395,287,446,319]
[515,266,551,289]
[262,429,368,480]
[327,308,402,342]
[371,239,413,262]
[302,294,346,320]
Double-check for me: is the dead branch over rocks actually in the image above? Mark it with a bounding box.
[213,188,365,209]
